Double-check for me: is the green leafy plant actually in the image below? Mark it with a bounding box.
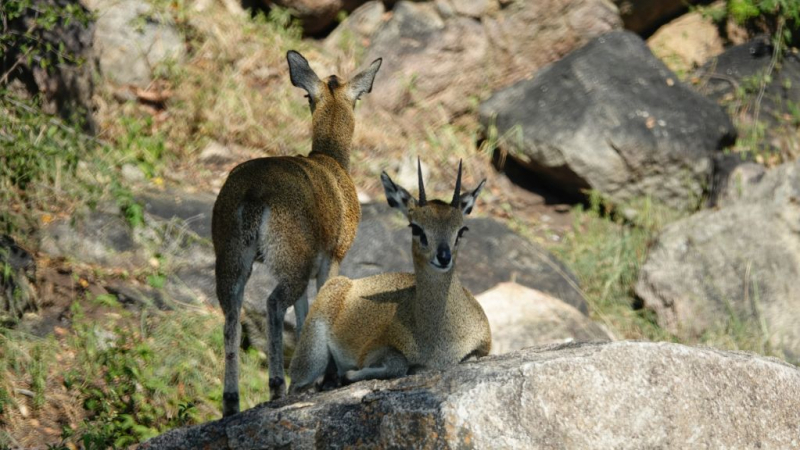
[116,116,168,179]
[0,0,93,81]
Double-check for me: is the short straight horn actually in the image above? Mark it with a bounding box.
[418,157,427,206]
[451,159,462,207]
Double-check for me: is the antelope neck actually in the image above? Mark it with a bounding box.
[413,263,462,323]
[310,109,353,171]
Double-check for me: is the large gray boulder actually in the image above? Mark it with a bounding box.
[636,160,800,361]
[480,31,736,212]
[40,208,155,271]
[142,341,800,449]
[86,0,185,87]
[476,282,611,355]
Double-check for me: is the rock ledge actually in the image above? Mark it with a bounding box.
[143,341,800,449]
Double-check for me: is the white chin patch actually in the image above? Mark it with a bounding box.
[429,261,453,273]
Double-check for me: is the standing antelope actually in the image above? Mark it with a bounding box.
[288,160,491,392]
[212,50,382,415]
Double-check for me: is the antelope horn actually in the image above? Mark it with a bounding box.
[451,159,463,207]
[417,157,427,206]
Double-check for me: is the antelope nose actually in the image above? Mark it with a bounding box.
[436,244,452,266]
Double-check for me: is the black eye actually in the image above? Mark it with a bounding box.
[456,226,469,244]
[409,224,428,247]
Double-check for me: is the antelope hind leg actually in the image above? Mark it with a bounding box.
[266,280,307,400]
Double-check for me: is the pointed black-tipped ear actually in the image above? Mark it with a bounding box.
[287,50,321,98]
[347,58,382,102]
[381,171,416,219]
[459,179,485,216]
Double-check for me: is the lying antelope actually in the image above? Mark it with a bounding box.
[212,50,382,415]
[289,160,491,392]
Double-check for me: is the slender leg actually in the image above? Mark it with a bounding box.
[293,289,309,339]
[343,347,409,384]
[266,281,307,401]
[288,319,331,395]
[222,310,242,417]
[216,246,254,417]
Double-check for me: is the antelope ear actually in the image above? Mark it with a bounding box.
[381,171,416,219]
[459,179,485,216]
[347,58,382,102]
[287,50,321,98]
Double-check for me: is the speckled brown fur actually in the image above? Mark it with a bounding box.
[213,51,381,416]
[288,168,491,393]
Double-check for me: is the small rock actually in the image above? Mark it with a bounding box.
[199,141,234,164]
[90,0,186,87]
[647,9,724,74]
[477,282,612,355]
[393,154,430,194]
[612,0,705,35]
[450,0,489,18]
[712,161,766,207]
[121,163,146,182]
[324,1,385,52]
[94,328,117,351]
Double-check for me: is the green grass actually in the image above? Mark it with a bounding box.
[0,92,172,238]
[159,4,309,153]
[552,193,677,341]
[1,298,271,448]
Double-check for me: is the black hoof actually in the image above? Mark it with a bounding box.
[269,377,286,400]
[222,392,240,417]
[319,372,341,391]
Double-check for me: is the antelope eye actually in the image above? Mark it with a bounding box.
[409,224,428,247]
[456,226,469,245]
